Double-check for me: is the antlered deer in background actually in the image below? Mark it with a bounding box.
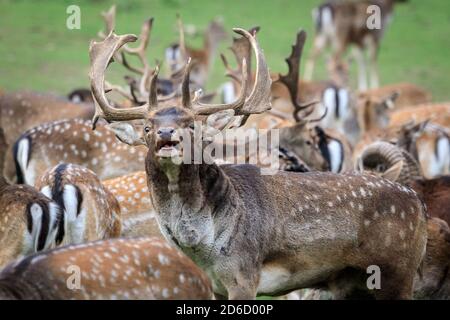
[304,0,409,90]
[91,28,427,299]
[0,237,213,300]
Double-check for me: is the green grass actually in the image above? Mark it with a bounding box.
[0,0,449,100]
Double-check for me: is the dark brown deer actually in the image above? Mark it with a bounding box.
[90,28,427,299]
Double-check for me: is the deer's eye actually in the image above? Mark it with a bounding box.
[144,126,151,133]
[189,123,195,130]
[305,140,312,146]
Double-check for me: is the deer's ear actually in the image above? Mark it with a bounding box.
[383,91,400,109]
[107,123,146,146]
[382,160,403,182]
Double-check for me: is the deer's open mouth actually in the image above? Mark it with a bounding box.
[156,140,182,158]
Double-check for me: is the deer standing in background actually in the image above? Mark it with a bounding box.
[90,28,427,299]
[166,15,227,88]
[0,237,213,300]
[35,164,122,245]
[304,0,409,90]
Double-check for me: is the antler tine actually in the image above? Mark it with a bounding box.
[230,26,259,85]
[176,13,188,60]
[187,28,271,116]
[148,65,159,109]
[220,53,241,83]
[121,18,153,74]
[104,81,134,101]
[306,105,328,124]
[89,32,149,129]
[98,5,116,39]
[293,100,319,122]
[276,30,312,117]
[181,58,194,108]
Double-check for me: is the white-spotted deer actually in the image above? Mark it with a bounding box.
[0,237,212,300]
[304,0,409,90]
[389,102,450,128]
[12,119,147,185]
[102,171,161,239]
[0,91,94,181]
[0,175,62,268]
[35,164,122,244]
[90,28,427,299]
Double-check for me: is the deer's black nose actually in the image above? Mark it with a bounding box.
[157,128,175,140]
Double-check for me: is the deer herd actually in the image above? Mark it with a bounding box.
[0,0,449,300]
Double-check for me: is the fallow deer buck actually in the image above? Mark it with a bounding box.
[0,91,94,181]
[220,29,354,172]
[222,29,354,141]
[304,0,409,90]
[91,28,427,299]
[35,163,122,244]
[0,237,213,300]
[0,175,62,268]
[102,171,161,239]
[12,118,148,185]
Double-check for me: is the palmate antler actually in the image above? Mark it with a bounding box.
[89,28,271,128]
[276,30,319,122]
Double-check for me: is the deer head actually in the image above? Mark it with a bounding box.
[91,29,271,168]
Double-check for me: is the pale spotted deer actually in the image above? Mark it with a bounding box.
[0,237,213,300]
[357,83,432,135]
[389,102,450,128]
[12,118,147,185]
[0,175,62,268]
[354,121,450,178]
[35,164,122,245]
[304,0,409,90]
[102,171,161,239]
[90,28,427,299]
[0,91,94,181]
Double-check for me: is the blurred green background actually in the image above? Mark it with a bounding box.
[0,0,449,100]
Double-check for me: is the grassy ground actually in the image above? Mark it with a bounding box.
[0,0,449,100]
